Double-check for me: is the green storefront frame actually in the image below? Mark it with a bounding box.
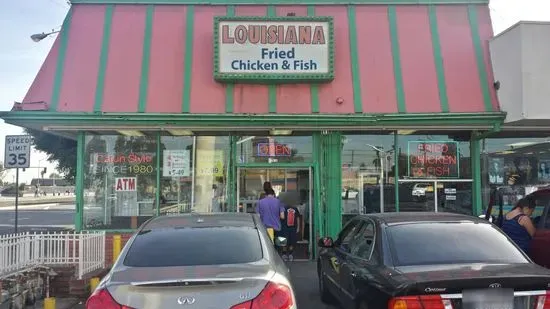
[0,111,503,242]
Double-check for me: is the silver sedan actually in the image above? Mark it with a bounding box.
[85,213,297,309]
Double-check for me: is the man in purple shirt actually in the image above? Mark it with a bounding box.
[256,189,285,242]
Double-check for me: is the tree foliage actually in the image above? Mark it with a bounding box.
[25,128,77,181]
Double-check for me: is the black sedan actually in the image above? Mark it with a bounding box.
[317,212,550,309]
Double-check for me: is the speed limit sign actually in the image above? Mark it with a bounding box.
[4,135,32,169]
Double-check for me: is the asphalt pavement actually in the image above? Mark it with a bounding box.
[0,203,75,234]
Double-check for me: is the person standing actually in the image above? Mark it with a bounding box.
[501,198,536,253]
[280,202,300,261]
[256,188,284,243]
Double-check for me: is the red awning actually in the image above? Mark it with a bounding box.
[20,3,499,115]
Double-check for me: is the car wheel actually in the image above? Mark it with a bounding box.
[318,271,336,304]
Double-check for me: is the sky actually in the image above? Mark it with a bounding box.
[0,0,549,184]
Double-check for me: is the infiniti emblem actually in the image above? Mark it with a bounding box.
[177,297,196,305]
[489,283,502,288]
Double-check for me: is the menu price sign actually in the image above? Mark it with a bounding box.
[163,150,190,177]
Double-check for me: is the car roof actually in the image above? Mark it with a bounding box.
[363,212,486,226]
[140,213,258,230]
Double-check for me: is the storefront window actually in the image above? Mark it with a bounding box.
[482,137,550,216]
[163,136,230,213]
[341,134,396,225]
[83,134,157,230]
[236,136,312,164]
[396,134,472,214]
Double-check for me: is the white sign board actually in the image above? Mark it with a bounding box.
[163,150,190,177]
[215,17,333,82]
[4,135,32,169]
[115,177,137,192]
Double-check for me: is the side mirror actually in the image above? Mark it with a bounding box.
[274,236,288,247]
[478,214,494,223]
[318,237,334,248]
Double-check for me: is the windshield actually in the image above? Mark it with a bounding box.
[124,227,263,267]
[388,222,530,266]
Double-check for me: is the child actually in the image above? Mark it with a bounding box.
[280,202,300,261]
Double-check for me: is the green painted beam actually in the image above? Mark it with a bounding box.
[71,0,489,5]
[429,5,450,113]
[347,5,363,113]
[1,111,506,128]
[138,5,155,113]
[93,5,114,112]
[393,131,399,212]
[224,6,235,113]
[50,8,74,112]
[308,5,320,114]
[468,4,493,112]
[267,5,277,113]
[181,5,195,113]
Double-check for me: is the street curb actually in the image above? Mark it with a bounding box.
[0,198,75,207]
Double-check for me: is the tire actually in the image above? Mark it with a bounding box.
[318,270,337,304]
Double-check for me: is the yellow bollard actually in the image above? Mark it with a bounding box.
[44,297,56,309]
[90,277,100,293]
[113,234,122,262]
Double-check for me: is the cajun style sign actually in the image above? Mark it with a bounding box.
[214,16,334,83]
[407,141,460,178]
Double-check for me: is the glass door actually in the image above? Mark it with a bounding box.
[398,179,473,213]
[237,167,314,260]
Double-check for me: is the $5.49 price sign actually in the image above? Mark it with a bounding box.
[4,135,32,169]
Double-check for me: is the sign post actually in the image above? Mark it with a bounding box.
[4,135,32,234]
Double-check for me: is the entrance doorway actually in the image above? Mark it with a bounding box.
[237,167,314,260]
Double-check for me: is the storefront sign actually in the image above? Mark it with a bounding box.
[163,150,190,177]
[214,16,334,83]
[256,143,292,157]
[89,152,155,175]
[407,141,459,178]
[115,177,137,191]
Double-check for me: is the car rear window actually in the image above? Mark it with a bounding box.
[388,222,530,266]
[123,227,263,267]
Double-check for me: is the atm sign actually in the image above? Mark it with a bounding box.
[115,177,137,191]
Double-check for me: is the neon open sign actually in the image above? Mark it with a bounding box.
[256,143,292,157]
[407,141,460,178]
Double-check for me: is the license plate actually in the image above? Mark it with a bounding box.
[462,288,514,309]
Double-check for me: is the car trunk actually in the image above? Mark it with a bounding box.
[393,263,550,308]
[107,263,274,309]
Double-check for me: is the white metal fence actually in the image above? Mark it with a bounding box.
[0,231,106,279]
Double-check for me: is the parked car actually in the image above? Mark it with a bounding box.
[484,187,550,268]
[317,212,550,309]
[86,213,297,309]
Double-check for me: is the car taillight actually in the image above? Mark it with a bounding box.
[536,290,550,309]
[230,281,294,309]
[388,295,453,309]
[86,289,135,309]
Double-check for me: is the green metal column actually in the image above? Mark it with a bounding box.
[470,133,483,216]
[393,132,400,212]
[155,133,161,216]
[312,133,323,256]
[228,135,238,212]
[324,132,343,239]
[75,132,85,232]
